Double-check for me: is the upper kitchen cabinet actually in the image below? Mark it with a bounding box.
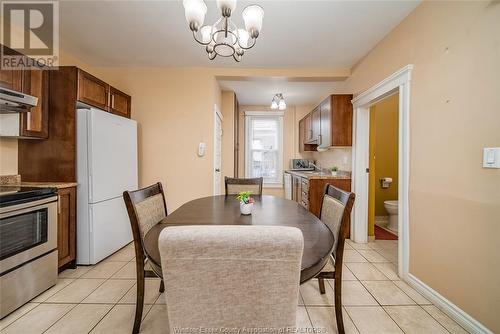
[108,87,131,118]
[76,68,131,118]
[299,94,353,151]
[0,68,23,91]
[77,69,109,110]
[19,69,49,138]
[0,45,49,139]
[330,94,353,147]
[304,107,321,145]
[317,94,353,149]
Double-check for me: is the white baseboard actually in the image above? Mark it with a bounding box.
[406,273,493,334]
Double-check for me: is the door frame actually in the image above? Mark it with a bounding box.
[213,105,223,195]
[351,65,413,278]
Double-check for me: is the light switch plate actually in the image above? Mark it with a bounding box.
[483,147,500,168]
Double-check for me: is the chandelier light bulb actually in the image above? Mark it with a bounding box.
[183,0,207,31]
[278,99,286,110]
[271,100,278,110]
[216,0,236,16]
[242,5,264,38]
[237,29,249,48]
[200,26,213,43]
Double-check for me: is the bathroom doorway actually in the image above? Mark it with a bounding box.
[368,94,399,244]
[351,65,412,278]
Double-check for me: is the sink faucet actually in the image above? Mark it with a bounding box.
[309,162,322,173]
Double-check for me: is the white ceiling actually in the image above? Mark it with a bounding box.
[218,78,344,105]
[59,0,420,68]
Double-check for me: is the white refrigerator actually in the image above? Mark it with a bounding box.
[76,108,138,265]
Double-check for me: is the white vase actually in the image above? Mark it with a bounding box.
[331,171,338,176]
[240,202,253,215]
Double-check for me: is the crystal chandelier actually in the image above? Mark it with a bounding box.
[270,93,286,110]
[182,0,264,62]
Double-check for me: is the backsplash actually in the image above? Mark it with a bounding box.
[300,147,352,172]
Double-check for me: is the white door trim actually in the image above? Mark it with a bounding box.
[213,105,223,195]
[351,64,413,279]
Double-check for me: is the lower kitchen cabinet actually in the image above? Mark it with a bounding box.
[288,173,352,236]
[57,187,77,270]
[307,178,351,217]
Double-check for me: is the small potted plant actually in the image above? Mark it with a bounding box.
[330,166,338,177]
[237,191,254,215]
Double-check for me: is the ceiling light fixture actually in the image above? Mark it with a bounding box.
[182,0,264,62]
[270,93,286,110]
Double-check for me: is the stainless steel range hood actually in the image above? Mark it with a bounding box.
[0,87,38,113]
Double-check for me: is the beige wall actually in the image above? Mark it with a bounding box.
[339,2,500,331]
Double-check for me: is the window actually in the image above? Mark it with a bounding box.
[245,112,284,186]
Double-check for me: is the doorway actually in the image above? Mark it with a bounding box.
[213,107,223,195]
[368,93,399,243]
[351,65,413,279]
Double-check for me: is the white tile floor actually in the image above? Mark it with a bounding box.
[0,240,469,333]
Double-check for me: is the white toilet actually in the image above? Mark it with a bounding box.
[383,200,398,233]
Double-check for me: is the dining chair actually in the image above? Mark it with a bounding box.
[225,176,263,195]
[123,182,168,334]
[158,225,303,332]
[315,184,355,334]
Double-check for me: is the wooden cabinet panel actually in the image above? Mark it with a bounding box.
[331,95,353,146]
[77,69,109,110]
[20,69,49,138]
[308,178,351,218]
[300,116,318,152]
[319,97,331,149]
[109,87,131,118]
[304,113,313,143]
[311,107,321,144]
[0,69,23,91]
[57,187,77,269]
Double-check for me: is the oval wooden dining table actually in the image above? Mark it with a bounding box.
[143,195,334,283]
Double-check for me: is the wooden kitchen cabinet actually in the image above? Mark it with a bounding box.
[77,68,131,118]
[299,94,353,149]
[108,86,131,118]
[318,97,331,149]
[57,186,77,270]
[0,45,49,139]
[309,107,321,144]
[0,68,23,91]
[77,69,109,110]
[288,172,351,220]
[19,69,49,138]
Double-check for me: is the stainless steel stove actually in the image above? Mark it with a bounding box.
[0,186,58,318]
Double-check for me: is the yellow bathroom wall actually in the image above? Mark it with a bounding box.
[371,94,399,218]
[368,106,377,236]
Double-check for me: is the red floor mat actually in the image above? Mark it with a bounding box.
[375,225,398,240]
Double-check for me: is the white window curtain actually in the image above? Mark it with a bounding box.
[245,111,284,187]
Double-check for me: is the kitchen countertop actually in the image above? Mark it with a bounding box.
[1,175,78,189]
[20,181,78,189]
[285,170,351,180]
